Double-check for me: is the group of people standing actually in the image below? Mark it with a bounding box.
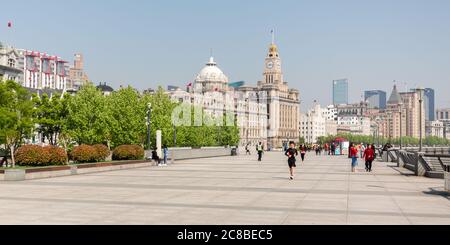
[349,143,376,173]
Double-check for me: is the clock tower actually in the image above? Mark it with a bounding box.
[257,32,300,149]
[263,42,283,85]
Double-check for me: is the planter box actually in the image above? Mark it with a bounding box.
[1,160,151,181]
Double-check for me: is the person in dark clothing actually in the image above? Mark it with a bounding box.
[285,141,298,180]
[151,148,161,165]
[0,156,7,167]
[245,144,251,155]
[299,145,306,162]
[330,143,336,155]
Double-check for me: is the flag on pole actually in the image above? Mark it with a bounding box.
[187,82,192,87]
[7,21,12,28]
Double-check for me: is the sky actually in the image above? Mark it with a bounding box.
[1,0,450,110]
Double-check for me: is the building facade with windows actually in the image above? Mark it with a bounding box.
[68,53,90,90]
[15,49,69,90]
[300,104,327,144]
[257,40,300,148]
[0,42,22,82]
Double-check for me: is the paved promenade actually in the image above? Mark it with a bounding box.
[0,152,449,225]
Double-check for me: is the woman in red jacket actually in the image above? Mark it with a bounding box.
[350,143,359,172]
[363,144,375,172]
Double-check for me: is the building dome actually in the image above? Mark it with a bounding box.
[96,82,114,92]
[195,57,228,84]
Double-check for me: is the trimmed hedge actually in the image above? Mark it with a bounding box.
[112,145,145,161]
[71,144,110,163]
[93,144,110,160]
[15,145,67,166]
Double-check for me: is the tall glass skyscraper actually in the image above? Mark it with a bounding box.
[424,88,435,121]
[333,79,348,105]
[364,90,387,109]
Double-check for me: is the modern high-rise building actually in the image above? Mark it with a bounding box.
[332,79,348,105]
[424,88,435,121]
[364,90,387,109]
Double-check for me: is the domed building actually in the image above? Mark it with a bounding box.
[194,56,229,93]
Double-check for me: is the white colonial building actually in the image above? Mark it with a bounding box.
[300,104,327,144]
[426,120,445,138]
[337,115,371,135]
[167,56,268,147]
[0,42,22,82]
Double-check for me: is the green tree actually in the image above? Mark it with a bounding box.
[0,80,34,167]
[32,93,70,146]
[141,87,179,148]
[107,86,147,148]
[66,84,111,146]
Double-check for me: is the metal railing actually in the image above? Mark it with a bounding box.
[391,149,450,179]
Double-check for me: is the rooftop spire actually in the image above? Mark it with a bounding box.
[388,85,402,105]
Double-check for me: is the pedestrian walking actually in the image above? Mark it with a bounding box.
[285,141,298,180]
[363,144,375,172]
[360,143,366,158]
[163,145,168,166]
[300,144,306,162]
[350,143,359,172]
[256,142,264,162]
[245,144,251,155]
[331,143,336,156]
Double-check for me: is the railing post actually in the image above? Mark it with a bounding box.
[415,152,426,176]
[396,150,401,167]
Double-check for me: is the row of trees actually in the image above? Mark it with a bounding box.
[315,133,450,146]
[0,80,240,167]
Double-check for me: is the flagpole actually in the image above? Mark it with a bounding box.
[271,29,275,44]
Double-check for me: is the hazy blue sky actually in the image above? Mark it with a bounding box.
[1,0,450,109]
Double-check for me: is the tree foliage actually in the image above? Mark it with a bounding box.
[32,93,70,146]
[66,84,111,146]
[0,80,34,167]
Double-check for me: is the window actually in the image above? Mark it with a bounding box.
[8,58,16,68]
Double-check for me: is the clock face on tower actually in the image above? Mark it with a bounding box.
[266,61,274,69]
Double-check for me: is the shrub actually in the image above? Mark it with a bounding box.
[43,146,67,165]
[16,145,67,166]
[71,145,98,163]
[112,145,145,161]
[93,144,110,160]
[71,144,109,163]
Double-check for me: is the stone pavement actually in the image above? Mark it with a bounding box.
[0,152,449,225]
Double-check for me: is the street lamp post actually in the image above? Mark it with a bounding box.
[416,87,424,152]
[173,124,177,147]
[399,103,403,150]
[147,103,152,151]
